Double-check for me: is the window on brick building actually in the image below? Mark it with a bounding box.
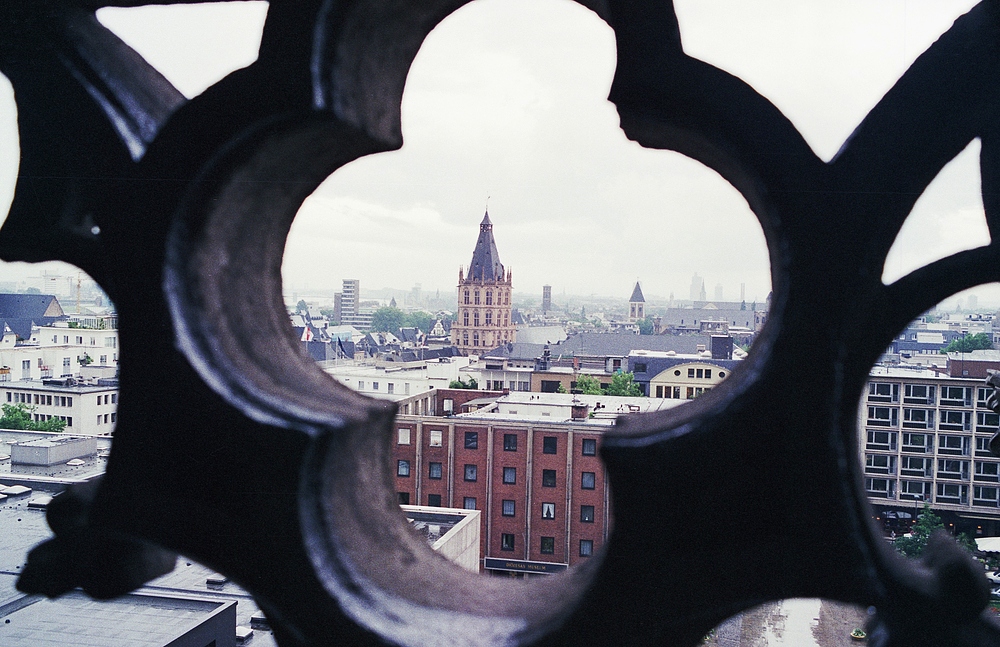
[463,497,476,510]
[464,464,477,481]
[501,534,515,551]
[543,437,557,454]
[581,472,596,490]
[540,537,554,554]
[465,431,478,449]
[582,438,597,456]
[427,494,441,507]
[581,505,595,523]
[542,470,556,487]
[429,429,443,446]
[503,467,516,484]
[580,540,593,557]
[541,502,555,519]
[397,428,410,445]
[397,460,410,477]
[503,434,517,451]
[429,462,442,479]
[502,499,515,516]
[398,492,409,505]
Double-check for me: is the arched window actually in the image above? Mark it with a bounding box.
[463,333,469,346]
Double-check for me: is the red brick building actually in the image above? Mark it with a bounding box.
[392,416,610,576]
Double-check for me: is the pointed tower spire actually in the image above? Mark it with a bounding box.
[468,210,503,281]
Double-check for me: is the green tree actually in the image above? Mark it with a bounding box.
[448,377,478,390]
[942,333,993,354]
[574,374,603,395]
[404,311,435,334]
[637,316,655,335]
[556,383,567,394]
[604,371,643,397]
[0,403,66,432]
[34,417,68,433]
[320,307,339,324]
[894,504,943,557]
[370,306,405,333]
[894,504,975,557]
[296,299,309,314]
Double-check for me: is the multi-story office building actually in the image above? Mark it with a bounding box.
[391,414,609,577]
[0,379,119,435]
[341,279,359,318]
[450,212,516,354]
[861,364,1000,536]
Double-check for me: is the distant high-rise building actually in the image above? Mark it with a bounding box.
[333,293,342,323]
[689,273,704,302]
[342,279,359,317]
[714,283,724,302]
[451,212,516,354]
[629,282,645,322]
[542,285,552,314]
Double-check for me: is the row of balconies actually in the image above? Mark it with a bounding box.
[866,382,994,409]
[865,478,1000,508]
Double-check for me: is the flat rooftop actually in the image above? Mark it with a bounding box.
[0,380,117,393]
[0,432,110,483]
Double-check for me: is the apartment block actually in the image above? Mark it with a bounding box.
[391,416,609,576]
[861,365,1000,535]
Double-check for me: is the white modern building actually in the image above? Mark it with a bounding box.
[0,378,119,436]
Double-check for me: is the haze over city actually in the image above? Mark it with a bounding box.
[0,0,995,308]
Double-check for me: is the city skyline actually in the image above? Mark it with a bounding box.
[0,0,995,308]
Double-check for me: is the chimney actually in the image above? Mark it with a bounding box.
[711,335,734,360]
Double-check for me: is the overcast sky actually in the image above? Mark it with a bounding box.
[0,0,994,306]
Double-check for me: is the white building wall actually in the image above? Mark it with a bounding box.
[0,384,118,436]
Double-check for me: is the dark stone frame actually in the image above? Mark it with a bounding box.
[2,0,1000,645]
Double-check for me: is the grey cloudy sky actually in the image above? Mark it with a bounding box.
[1,0,994,306]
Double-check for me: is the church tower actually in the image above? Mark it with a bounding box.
[452,212,515,354]
[629,281,645,322]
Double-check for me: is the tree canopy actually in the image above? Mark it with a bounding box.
[404,311,435,335]
[894,503,977,557]
[449,377,478,390]
[0,403,66,432]
[370,307,437,334]
[943,332,992,354]
[370,306,405,333]
[637,317,655,335]
[604,371,643,397]
[574,374,603,395]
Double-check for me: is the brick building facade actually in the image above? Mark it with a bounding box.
[391,416,611,576]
